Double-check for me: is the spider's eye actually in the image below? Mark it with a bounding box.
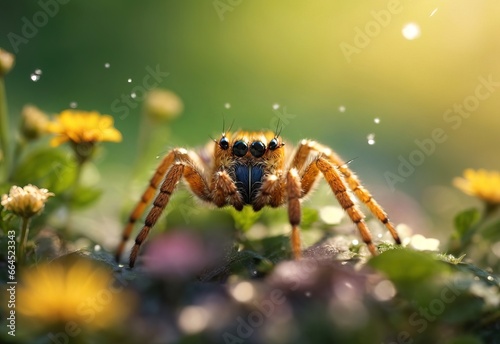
[219,137,229,150]
[233,140,248,157]
[250,141,266,158]
[269,138,279,150]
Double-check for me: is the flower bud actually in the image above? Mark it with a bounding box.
[21,105,49,140]
[144,89,183,122]
[0,49,15,76]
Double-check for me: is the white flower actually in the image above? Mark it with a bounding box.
[1,184,54,218]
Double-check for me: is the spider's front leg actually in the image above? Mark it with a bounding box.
[116,148,211,268]
[315,156,378,255]
[293,140,401,246]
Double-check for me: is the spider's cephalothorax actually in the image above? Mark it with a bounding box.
[116,129,401,267]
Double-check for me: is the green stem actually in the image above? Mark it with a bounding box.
[61,157,85,241]
[0,77,10,182]
[8,136,26,181]
[18,217,31,265]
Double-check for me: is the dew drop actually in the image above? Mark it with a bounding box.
[94,244,101,252]
[224,102,231,109]
[69,101,78,109]
[487,275,494,281]
[430,8,438,17]
[104,62,110,68]
[402,22,421,40]
[367,133,376,145]
[352,239,359,246]
[272,103,280,110]
[118,264,124,268]
[374,117,380,124]
[131,92,137,99]
[127,78,132,83]
[30,73,41,82]
[30,69,42,82]
[338,105,346,113]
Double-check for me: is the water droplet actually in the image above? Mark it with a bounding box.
[127,78,132,83]
[131,92,137,99]
[118,264,124,268]
[224,102,231,109]
[402,22,421,40]
[272,103,280,110]
[487,275,494,281]
[430,8,438,17]
[69,101,78,109]
[30,73,41,82]
[94,244,101,252]
[367,133,376,145]
[352,239,359,245]
[374,117,380,124]
[104,62,110,68]
[30,69,42,82]
[305,291,312,297]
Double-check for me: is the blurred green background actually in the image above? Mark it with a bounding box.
[1,0,499,242]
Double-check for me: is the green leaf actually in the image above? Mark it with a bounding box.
[70,186,102,209]
[228,206,261,232]
[12,148,77,194]
[369,249,450,283]
[301,207,319,230]
[452,208,480,239]
[481,220,500,241]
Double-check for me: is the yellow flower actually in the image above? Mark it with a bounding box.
[453,169,500,204]
[46,110,122,147]
[1,184,54,218]
[16,258,134,330]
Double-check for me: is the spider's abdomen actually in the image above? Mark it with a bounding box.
[233,164,264,204]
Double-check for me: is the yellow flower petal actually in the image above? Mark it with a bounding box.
[454,168,500,204]
[45,110,122,145]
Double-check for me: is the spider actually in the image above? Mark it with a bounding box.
[115,127,401,267]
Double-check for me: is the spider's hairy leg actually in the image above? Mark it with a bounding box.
[115,150,177,262]
[253,174,284,210]
[212,170,244,210]
[325,150,401,245]
[292,140,400,246]
[315,156,377,255]
[287,169,303,259]
[129,163,185,267]
[117,148,212,267]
